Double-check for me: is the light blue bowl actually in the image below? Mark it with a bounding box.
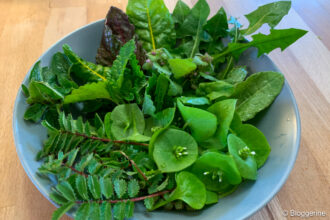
[13,20,301,220]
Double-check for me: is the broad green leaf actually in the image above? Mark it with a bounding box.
[230,114,271,168]
[167,79,183,96]
[205,99,237,148]
[75,203,90,220]
[64,82,111,104]
[199,81,234,100]
[172,0,190,25]
[89,202,101,220]
[110,103,150,142]
[75,176,89,200]
[100,202,112,220]
[24,103,47,122]
[152,171,206,210]
[178,0,210,57]
[56,181,76,201]
[242,1,291,35]
[225,67,247,84]
[204,7,228,39]
[205,190,218,205]
[153,128,198,173]
[214,28,308,61]
[51,202,75,220]
[63,44,109,82]
[88,175,101,199]
[100,177,113,199]
[178,96,210,106]
[177,100,217,142]
[21,84,30,97]
[27,81,64,104]
[228,134,257,180]
[232,71,284,121]
[126,0,175,51]
[113,202,125,220]
[128,179,140,198]
[114,179,127,199]
[168,58,197,79]
[49,192,68,205]
[150,107,176,129]
[191,152,242,191]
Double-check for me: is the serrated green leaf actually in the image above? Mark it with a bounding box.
[88,202,101,220]
[144,197,155,210]
[76,116,84,134]
[75,203,90,220]
[51,202,75,220]
[100,177,113,199]
[242,1,291,35]
[104,112,112,139]
[75,154,94,172]
[56,181,76,201]
[127,179,140,198]
[75,176,89,200]
[100,202,112,220]
[50,191,68,205]
[125,201,134,218]
[66,149,79,166]
[59,112,66,130]
[114,179,127,199]
[113,202,125,220]
[88,175,102,199]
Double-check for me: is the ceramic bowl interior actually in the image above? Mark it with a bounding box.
[13,20,300,220]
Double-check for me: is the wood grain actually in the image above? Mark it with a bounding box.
[0,0,329,219]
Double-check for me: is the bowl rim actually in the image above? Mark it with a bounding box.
[12,19,301,220]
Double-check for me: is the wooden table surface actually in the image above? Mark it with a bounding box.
[1,0,329,219]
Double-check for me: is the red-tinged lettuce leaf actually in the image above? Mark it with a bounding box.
[96,6,146,67]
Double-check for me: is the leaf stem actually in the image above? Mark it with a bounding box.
[76,190,172,204]
[62,131,149,147]
[65,164,88,177]
[117,151,148,182]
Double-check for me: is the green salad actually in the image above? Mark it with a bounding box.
[21,0,306,219]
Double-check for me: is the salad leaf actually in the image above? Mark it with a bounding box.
[177,0,210,57]
[228,134,257,180]
[242,1,291,35]
[63,44,110,83]
[204,7,228,39]
[177,100,217,142]
[64,82,111,104]
[51,52,77,92]
[178,96,210,106]
[168,58,197,79]
[231,114,271,168]
[205,190,218,205]
[172,0,190,25]
[110,103,150,142]
[96,6,146,67]
[199,81,234,100]
[191,152,242,191]
[153,128,198,173]
[126,0,175,51]
[24,103,48,122]
[214,28,308,61]
[152,171,206,210]
[27,81,64,104]
[225,67,247,84]
[206,99,237,148]
[232,71,284,121]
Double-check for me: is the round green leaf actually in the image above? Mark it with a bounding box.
[191,152,241,191]
[177,100,217,142]
[153,128,198,173]
[228,134,257,180]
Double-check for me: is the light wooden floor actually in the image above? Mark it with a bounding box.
[0,0,329,219]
